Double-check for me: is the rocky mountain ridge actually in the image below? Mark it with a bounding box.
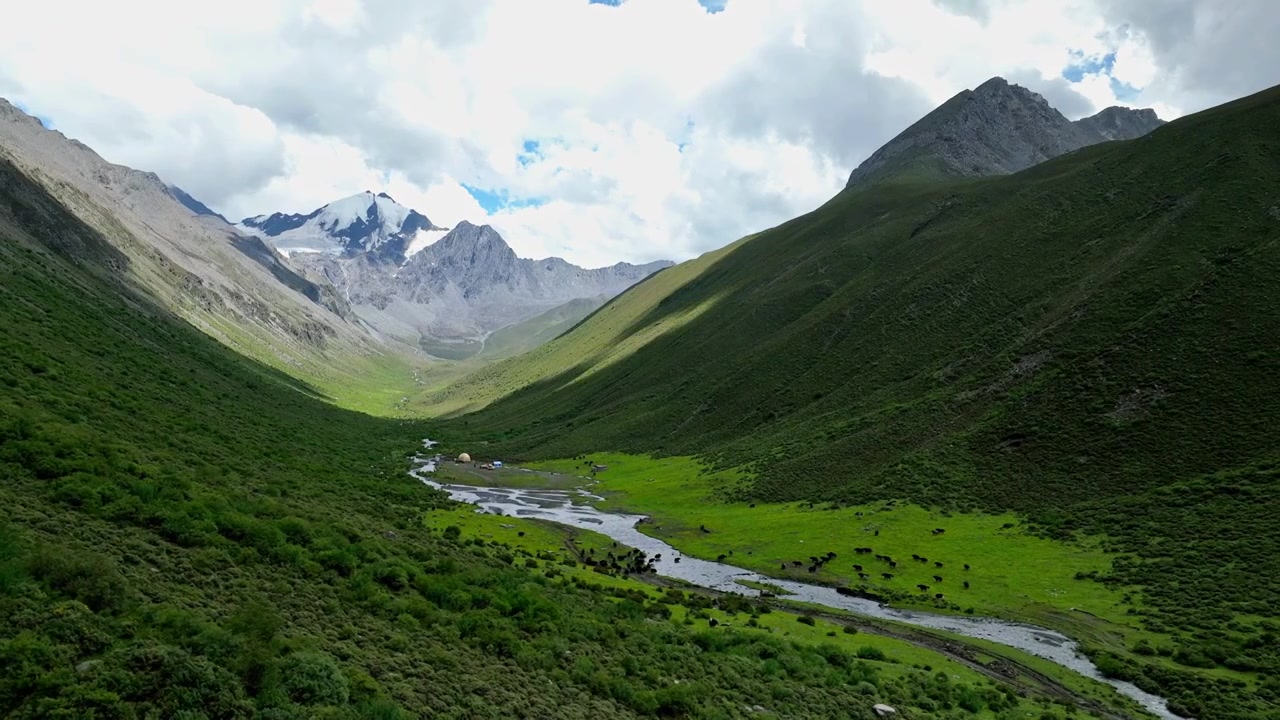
[289,219,673,356]
[845,76,1166,188]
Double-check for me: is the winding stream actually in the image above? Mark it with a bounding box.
[409,444,1180,720]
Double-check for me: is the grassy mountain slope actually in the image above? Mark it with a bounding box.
[416,291,607,364]
[437,86,1280,718]
[0,151,1077,717]
[477,295,611,361]
[442,86,1280,494]
[0,98,428,414]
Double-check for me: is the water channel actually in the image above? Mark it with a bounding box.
[409,443,1180,720]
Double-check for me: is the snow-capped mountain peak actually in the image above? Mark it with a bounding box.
[238,191,445,263]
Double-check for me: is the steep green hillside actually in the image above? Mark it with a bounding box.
[438,86,1280,718]
[0,157,1074,717]
[478,295,611,360]
[419,296,612,362]
[443,85,1280,494]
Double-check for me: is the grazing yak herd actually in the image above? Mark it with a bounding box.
[580,542,659,576]
[585,517,974,603]
[760,527,973,601]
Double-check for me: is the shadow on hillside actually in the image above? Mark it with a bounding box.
[0,156,132,273]
[228,234,324,305]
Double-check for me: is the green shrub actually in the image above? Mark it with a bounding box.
[25,546,127,614]
[856,646,886,661]
[277,652,350,706]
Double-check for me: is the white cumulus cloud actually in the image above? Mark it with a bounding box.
[0,0,1275,268]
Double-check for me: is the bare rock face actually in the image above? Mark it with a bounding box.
[1075,105,1165,141]
[846,77,1165,188]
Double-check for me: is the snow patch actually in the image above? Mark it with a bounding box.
[244,191,439,258]
[372,194,411,234]
[313,192,377,233]
[405,227,450,260]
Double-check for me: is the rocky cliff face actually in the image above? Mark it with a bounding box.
[290,220,673,355]
[846,77,1165,188]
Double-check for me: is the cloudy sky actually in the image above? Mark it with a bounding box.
[1,0,1276,267]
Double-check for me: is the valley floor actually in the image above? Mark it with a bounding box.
[421,500,1148,719]
[431,450,1266,718]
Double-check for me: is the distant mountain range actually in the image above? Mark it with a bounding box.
[845,77,1165,188]
[168,184,230,224]
[232,190,672,358]
[274,208,673,358]
[0,95,671,368]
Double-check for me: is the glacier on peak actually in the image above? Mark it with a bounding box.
[238,191,445,262]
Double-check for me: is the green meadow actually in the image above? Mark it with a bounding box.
[421,503,1138,719]
[526,454,1131,631]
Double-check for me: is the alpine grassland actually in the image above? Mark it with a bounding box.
[423,501,1151,719]
[0,154,1109,718]
[435,86,1280,719]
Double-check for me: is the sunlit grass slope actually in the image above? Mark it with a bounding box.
[477,295,610,361]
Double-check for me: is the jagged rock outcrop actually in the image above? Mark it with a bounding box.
[846,77,1165,188]
[1075,105,1165,141]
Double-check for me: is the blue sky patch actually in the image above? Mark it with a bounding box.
[13,100,54,129]
[1110,78,1140,102]
[589,0,727,11]
[463,184,505,213]
[1061,49,1143,104]
[463,184,546,214]
[676,118,695,153]
[1062,50,1116,82]
[517,139,542,167]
